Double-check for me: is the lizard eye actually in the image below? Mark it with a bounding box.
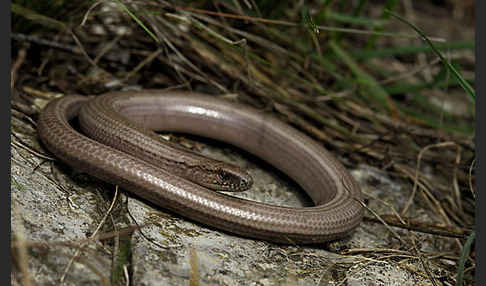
[217,171,231,182]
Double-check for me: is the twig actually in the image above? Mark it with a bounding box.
[363,216,470,239]
[60,186,120,283]
[11,46,27,89]
[411,238,439,286]
[12,33,82,55]
[468,158,475,199]
[176,6,445,41]
[80,0,106,26]
[123,264,130,286]
[401,142,458,216]
[123,48,162,82]
[10,226,140,249]
[11,200,36,286]
[189,248,199,286]
[356,199,407,245]
[70,31,98,68]
[396,163,453,226]
[11,133,55,161]
[125,199,173,250]
[379,57,441,85]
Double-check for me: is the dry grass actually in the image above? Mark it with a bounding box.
[11,1,475,285]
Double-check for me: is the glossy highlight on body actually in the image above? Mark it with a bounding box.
[37,90,363,244]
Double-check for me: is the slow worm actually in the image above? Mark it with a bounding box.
[38,91,363,244]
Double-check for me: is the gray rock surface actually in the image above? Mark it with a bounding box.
[11,113,442,285]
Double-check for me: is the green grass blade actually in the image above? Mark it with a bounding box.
[11,3,67,31]
[456,231,475,286]
[112,0,159,43]
[329,41,392,111]
[385,10,475,99]
[325,12,384,27]
[351,40,474,60]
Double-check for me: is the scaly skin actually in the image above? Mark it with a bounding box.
[37,91,363,244]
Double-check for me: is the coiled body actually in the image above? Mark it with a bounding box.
[38,91,363,244]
